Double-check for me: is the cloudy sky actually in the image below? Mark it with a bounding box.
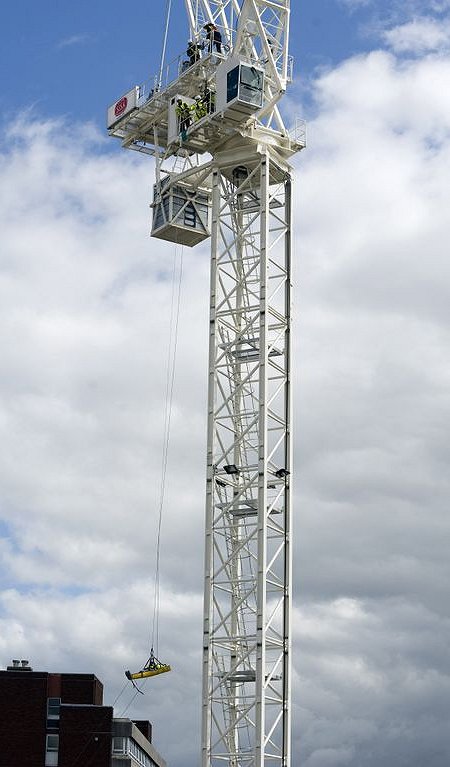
[1,1,450,765]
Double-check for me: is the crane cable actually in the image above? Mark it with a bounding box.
[148,0,178,665]
[114,1,177,710]
[116,243,183,711]
[158,0,173,90]
[120,681,147,717]
[151,241,184,657]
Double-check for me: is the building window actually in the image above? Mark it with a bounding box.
[46,734,59,751]
[47,698,61,717]
[47,697,61,729]
[112,736,126,753]
[45,734,59,766]
[128,737,157,767]
[111,736,157,766]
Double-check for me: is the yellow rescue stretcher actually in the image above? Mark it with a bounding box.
[125,650,171,685]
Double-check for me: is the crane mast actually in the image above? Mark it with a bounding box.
[107,2,304,765]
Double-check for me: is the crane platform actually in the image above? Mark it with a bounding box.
[107,51,305,161]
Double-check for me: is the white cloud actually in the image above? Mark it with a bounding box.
[57,34,89,50]
[384,16,450,53]
[338,0,372,10]
[0,116,210,595]
[1,34,450,767]
[429,0,450,11]
[292,42,450,766]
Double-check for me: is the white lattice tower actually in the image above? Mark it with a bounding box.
[107,2,303,765]
[202,145,293,767]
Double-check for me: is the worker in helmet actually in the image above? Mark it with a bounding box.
[204,22,222,54]
[194,95,207,120]
[187,40,201,66]
[175,97,184,124]
[175,98,192,135]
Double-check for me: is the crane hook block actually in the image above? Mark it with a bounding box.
[125,651,171,681]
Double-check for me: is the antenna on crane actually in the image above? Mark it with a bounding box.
[108,0,305,762]
[158,0,173,90]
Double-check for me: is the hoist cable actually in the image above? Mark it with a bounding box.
[119,677,148,717]
[158,0,173,90]
[112,680,128,707]
[150,242,184,657]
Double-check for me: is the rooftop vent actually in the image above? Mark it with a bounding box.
[7,659,33,672]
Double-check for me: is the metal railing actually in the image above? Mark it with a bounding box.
[289,118,306,147]
[136,39,295,106]
[287,54,294,82]
[137,30,232,103]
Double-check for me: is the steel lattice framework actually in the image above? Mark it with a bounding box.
[202,147,293,767]
[108,1,303,765]
[185,0,292,133]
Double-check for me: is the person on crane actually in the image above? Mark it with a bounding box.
[204,22,222,53]
[175,98,192,135]
[187,40,201,66]
[202,83,215,114]
[193,95,207,120]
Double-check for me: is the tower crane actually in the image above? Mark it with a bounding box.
[107,2,305,765]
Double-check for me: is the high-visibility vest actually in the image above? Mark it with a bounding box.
[194,100,207,119]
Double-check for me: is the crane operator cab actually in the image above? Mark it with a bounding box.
[215,56,264,122]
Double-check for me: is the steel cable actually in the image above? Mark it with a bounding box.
[151,241,184,657]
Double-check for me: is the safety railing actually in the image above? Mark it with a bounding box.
[287,55,294,82]
[135,39,294,105]
[289,118,306,148]
[137,30,231,104]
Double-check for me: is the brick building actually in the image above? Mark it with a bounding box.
[0,660,166,767]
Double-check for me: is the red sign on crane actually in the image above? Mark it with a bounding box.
[114,96,128,117]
